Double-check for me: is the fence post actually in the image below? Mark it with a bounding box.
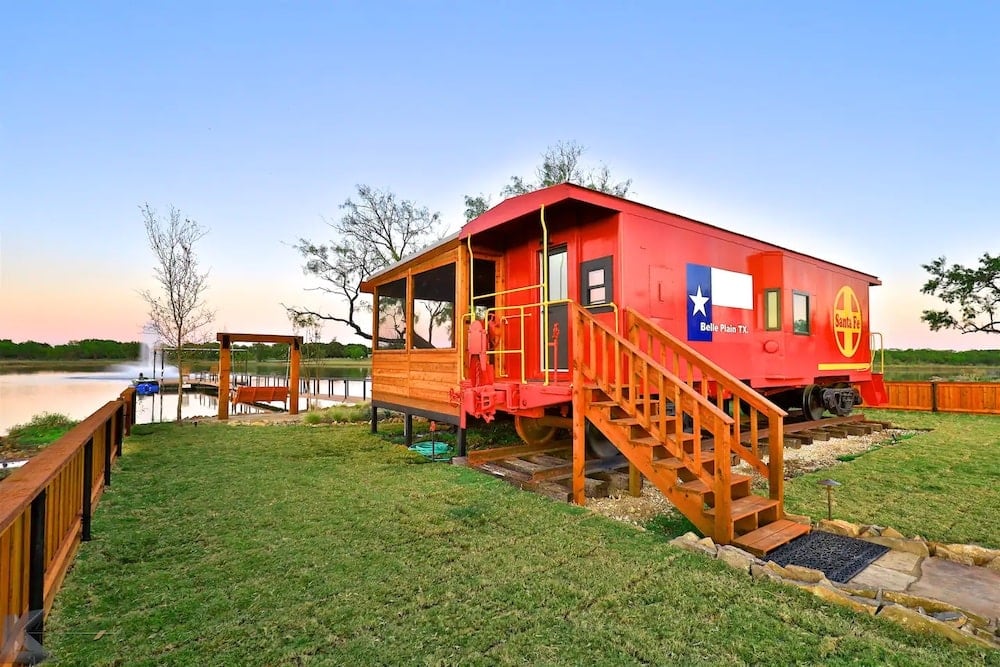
[103,425,112,487]
[115,404,124,457]
[930,381,939,413]
[82,438,94,541]
[28,490,47,644]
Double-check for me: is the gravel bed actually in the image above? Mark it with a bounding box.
[587,428,913,528]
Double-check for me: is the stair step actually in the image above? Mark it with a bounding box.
[651,457,686,471]
[732,520,812,556]
[609,416,642,427]
[678,473,751,495]
[704,494,778,521]
[631,432,697,447]
[590,400,620,409]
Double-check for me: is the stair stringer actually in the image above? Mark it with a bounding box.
[584,403,716,537]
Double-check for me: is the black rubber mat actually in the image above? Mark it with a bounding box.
[766,531,889,583]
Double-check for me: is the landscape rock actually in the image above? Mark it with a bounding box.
[799,583,877,616]
[878,605,996,649]
[716,545,755,572]
[882,591,991,629]
[764,561,794,579]
[696,536,718,556]
[783,564,828,584]
[986,556,1000,573]
[932,611,967,628]
[831,582,879,599]
[861,535,930,558]
[881,526,904,539]
[669,532,700,549]
[749,562,783,582]
[934,545,976,567]
[817,519,860,537]
[940,543,998,566]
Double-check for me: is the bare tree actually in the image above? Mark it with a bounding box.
[139,204,214,422]
[286,185,442,341]
[465,141,633,221]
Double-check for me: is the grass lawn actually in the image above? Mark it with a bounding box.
[784,409,1000,549]
[45,420,996,666]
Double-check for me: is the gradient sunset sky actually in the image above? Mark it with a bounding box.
[2,2,998,351]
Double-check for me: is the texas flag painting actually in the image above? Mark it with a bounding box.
[686,263,754,341]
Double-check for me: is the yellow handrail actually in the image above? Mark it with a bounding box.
[541,205,550,385]
[870,332,885,374]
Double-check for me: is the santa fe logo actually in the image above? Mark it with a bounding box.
[833,286,862,357]
[686,264,753,342]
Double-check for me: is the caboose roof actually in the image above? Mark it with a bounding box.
[364,183,881,289]
[461,183,880,286]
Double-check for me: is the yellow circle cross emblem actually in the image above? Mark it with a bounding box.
[833,286,862,357]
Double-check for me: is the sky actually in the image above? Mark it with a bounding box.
[1,2,998,351]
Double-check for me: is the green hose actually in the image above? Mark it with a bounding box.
[408,440,455,461]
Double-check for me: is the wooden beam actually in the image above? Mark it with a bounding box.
[217,335,231,421]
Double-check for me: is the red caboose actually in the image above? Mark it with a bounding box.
[361,184,886,552]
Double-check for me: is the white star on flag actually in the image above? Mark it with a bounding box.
[689,286,709,316]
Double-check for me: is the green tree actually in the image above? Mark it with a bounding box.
[464,141,633,221]
[921,253,1000,334]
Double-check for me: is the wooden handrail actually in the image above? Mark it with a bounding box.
[624,307,785,507]
[626,309,786,418]
[574,305,734,485]
[0,386,136,663]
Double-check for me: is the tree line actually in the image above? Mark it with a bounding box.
[0,339,370,362]
[882,348,1000,366]
[0,338,141,360]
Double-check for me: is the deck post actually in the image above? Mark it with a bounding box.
[404,414,413,447]
[28,490,47,644]
[456,426,467,457]
[289,338,301,415]
[82,438,94,541]
[370,407,378,433]
[628,463,642,497]
[217,335,232,420]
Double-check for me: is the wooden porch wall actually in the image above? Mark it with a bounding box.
[368,243,467,419]
[883,381,1000,414]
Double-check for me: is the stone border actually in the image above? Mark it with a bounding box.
[816,518,1000,570]
[669,531,999,650]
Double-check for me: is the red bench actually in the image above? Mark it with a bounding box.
[231,385,289,408]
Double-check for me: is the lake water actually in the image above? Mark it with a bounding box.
[0,369,370,436]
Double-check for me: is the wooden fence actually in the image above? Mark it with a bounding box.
[883,381,1000,415]
[0,387,136,664]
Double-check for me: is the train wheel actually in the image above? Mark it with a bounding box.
[586,420,620,459]
[802,385,826,421]
[514,415,557,446]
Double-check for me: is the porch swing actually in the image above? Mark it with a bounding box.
[231,347,291,411]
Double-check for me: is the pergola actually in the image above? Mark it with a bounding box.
[216,333,302,420]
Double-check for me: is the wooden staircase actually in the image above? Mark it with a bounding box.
[571,306,810,555]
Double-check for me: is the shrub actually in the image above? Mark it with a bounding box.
[3,412,79,452]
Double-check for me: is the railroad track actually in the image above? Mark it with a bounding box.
[456,413,892,500]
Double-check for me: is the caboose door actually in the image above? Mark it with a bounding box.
[542,246,569,371]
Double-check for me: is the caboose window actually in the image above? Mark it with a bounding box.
[580,256,614,313]
[793,291,810,335]
[376,278,407,350]
[411,263,456,350]
[765,289,781,330]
